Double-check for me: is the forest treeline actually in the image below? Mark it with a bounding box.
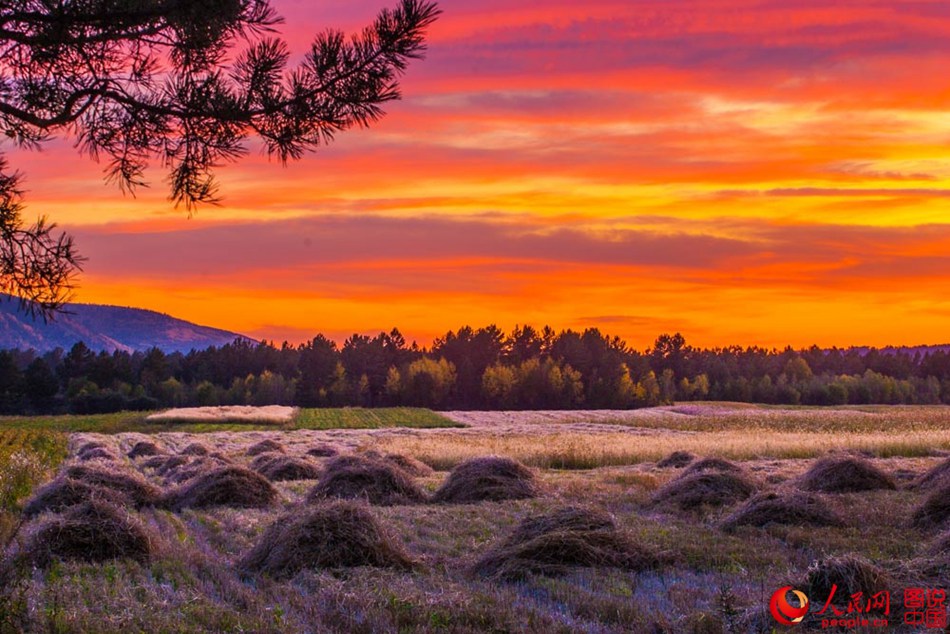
[1,326,949,415]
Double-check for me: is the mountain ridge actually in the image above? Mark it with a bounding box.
[0,295,255,353]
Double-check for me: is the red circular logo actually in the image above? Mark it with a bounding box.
[770,586,810,626]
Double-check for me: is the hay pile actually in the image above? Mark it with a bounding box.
[252,454,321,481]
[912,481,950,529]
[431,457,540,504]
[64,464,162,507]
[473,506,661,580]
[163,455,232,484]
[719,491,845,531]
[798,457,896,493]
[164,466,278,511]
[306,444,339,458]
[650,472,756,510]
[141,455,188,473]
[682,457,744,475]
[18,500,154,567]
[656,451,696,468]
[913,458,950,490]
[127,441,163,459]
[238,501,413,578]
[22,478,133,518]
[246,439,285,457]
[77,445,117,461]
[805,555,889,605]
[376,452,434,477]
[180,443,210,456]
[307,455,426,506]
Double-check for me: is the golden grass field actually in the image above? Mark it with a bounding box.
[1,403,950,633]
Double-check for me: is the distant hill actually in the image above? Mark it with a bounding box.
[0,295,255,353]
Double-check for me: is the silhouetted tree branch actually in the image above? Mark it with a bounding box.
[0,0,440,317]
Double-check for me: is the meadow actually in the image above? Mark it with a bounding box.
[0,403,949,633]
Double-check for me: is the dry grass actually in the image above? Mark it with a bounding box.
[127,440,163,459]
[246,439,285,456]
[164,466,278,511]
[655,450,696,468]
[180,442,210,456]
[804,554,889,604]
[306,444,339,458]
[719,491,845,531]
[912,481,950,529]
[77,447,117,461]
[682,456,744,475]
[147,405,298,424]
[64,464,162,508]
[307,455,426,506]
[22,477,133,518]
[649,471,756,510]
[472,506,661,580]
[251,454,321,481]
[364,451,434,477]
[431,456,540,504]
[913,457,950,489]
[238,501,414,578]
[798,456,897,493]
[16,500,154,568]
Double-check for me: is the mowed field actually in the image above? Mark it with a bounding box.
[1,403,950,633]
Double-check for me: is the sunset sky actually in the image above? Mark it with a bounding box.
[7,0,950,349]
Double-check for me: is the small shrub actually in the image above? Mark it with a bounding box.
[238,501,413,578]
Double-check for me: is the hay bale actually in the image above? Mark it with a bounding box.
[165,466,278,511]
[431,457,540,504]
[472,506,661,580]
[22,478,133,518]
[798,457,896,493]
[18,500,154,567]
[804,555,888,605]
[380,453,434,477]
[682,457,743,475]
[306,444,339,458]
[253,455,321,481]
[141,455,188,473]
[64,464,162,507]
[162,455,232,484]
[76,441,107,455]
[656,451,696,469]
[246,439,285,457]
[912,481,950,529]
[650,472,756,510]
[78,447,117,462]
[914,458,950,490]
[127,441,163,459]
[238,501,413,578]
[307,455,426,506]
[180,442,210,456]
[719,492,845,531]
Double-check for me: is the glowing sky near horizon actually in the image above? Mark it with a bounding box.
[6,0,950,349]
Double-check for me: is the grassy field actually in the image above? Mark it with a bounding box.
[1,404,949,633]
[0,430,68,546]
[0,407,458,434]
